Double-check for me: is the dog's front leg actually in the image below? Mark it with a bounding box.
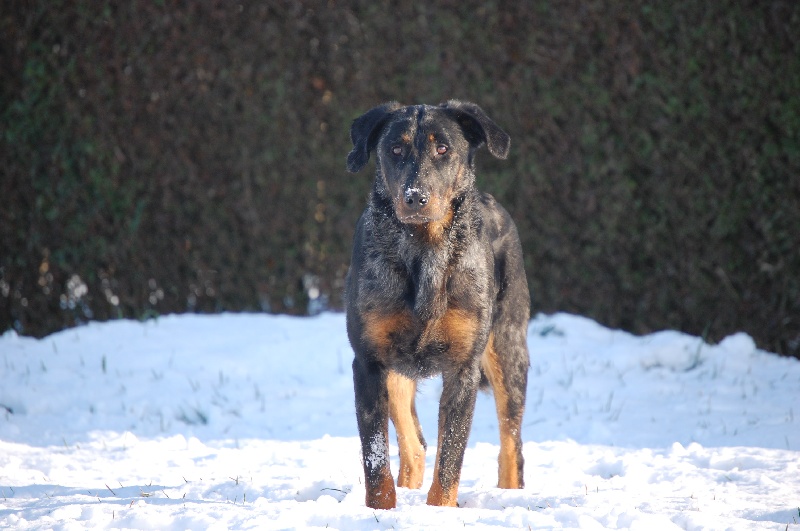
[352,356,396,509]
[426,361,481,507]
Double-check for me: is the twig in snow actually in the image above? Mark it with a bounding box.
[320,487,348,494]
[105,484,117,496]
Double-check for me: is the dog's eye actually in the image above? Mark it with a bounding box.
[436,144,448,155]
[391,145,403,156]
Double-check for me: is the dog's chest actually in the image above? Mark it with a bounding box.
[359,258,490,374]
[360,304,481,376]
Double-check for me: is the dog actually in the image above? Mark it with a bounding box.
[345,101,530,509]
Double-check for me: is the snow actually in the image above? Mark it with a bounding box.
[1,312,798,530]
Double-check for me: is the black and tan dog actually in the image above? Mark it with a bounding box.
[345,101,530,509]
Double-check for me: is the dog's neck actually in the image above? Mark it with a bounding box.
[370,188,477,321]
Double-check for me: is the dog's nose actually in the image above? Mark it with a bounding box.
[404,188,429,210]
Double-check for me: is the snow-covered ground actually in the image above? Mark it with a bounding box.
[1,312,798,530]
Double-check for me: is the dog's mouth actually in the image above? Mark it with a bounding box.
[395,203,450,225]
[397,213,436,224]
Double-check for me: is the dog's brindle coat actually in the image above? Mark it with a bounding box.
[345,101,530,509]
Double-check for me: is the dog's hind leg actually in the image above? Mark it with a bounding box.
[387,371,426,489]
[481,332,527,488]
[352,357,397,509]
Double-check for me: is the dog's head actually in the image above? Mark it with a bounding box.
[347,101,510,225]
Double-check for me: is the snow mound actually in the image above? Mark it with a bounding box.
[1,312,798,529]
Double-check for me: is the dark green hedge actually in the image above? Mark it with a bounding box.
[2,1,798,357]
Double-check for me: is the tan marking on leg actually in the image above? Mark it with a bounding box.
[438,308,479,364]
[426,474,458,507]
[362,311,412,353]
[387,371,425,489]
[426,425,458,507]
[481,333,523,489]
[365,469,397,509]
[426,404,463,507]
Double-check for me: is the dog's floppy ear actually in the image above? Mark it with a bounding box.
[440,100,510,159]
[346,101,404,172]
